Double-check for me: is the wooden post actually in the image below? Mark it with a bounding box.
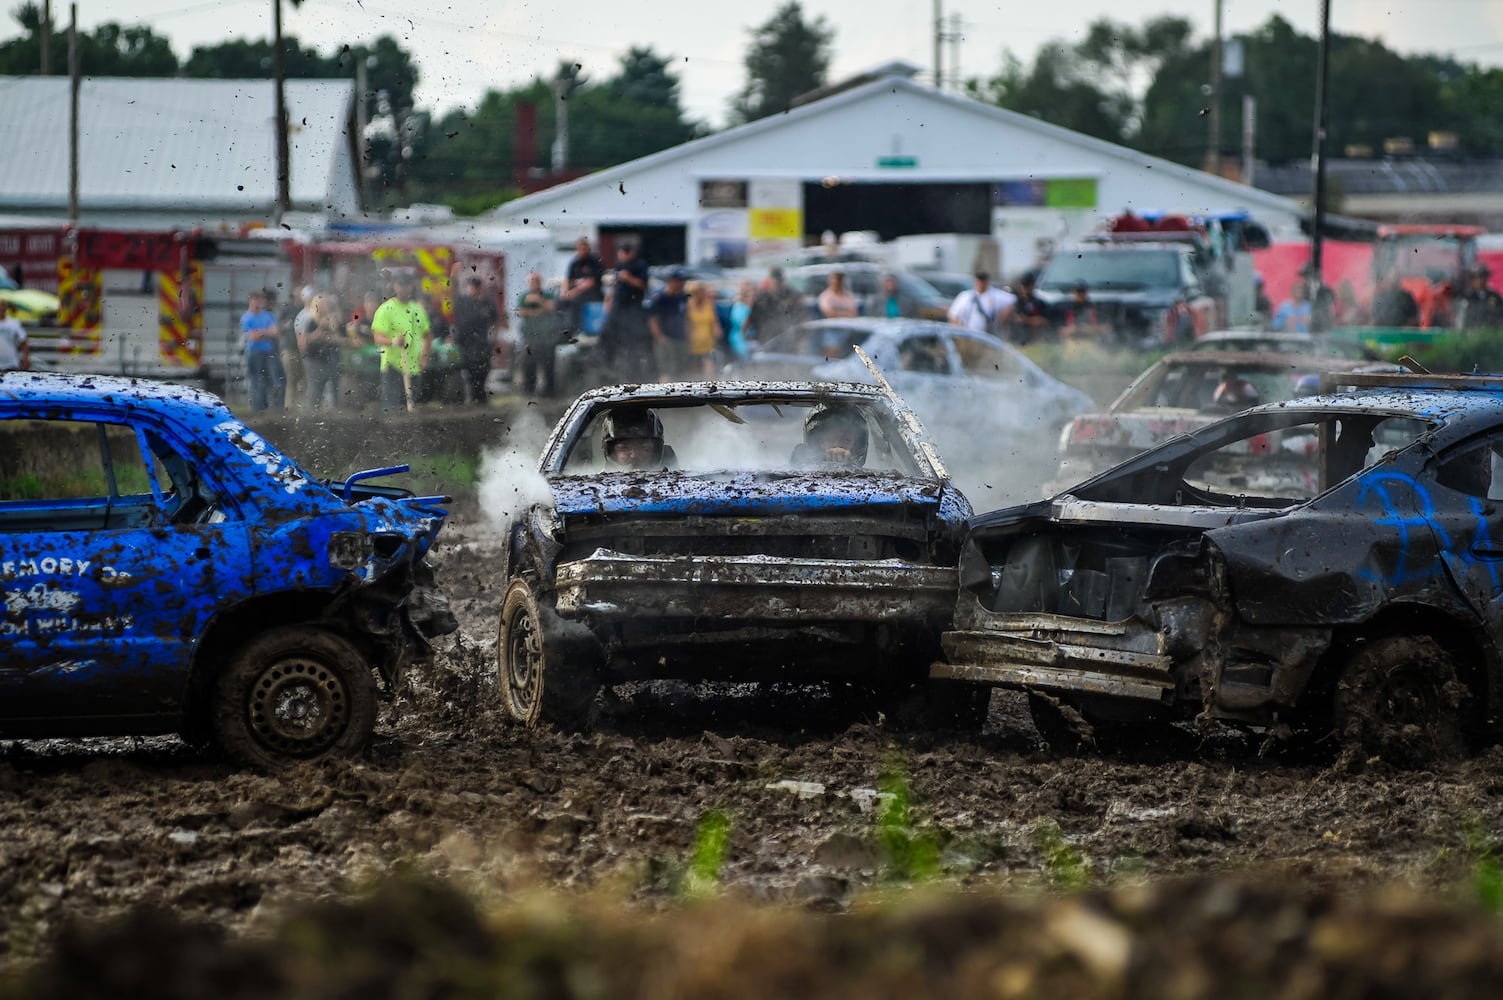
[67,3,78,221]
[272,0,290,221]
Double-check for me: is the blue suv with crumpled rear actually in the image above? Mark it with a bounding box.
[0,372,455,768]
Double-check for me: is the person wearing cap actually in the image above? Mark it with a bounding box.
[749,267,804,344]
[600,241,651,381]
[1458,264,1503,331]
[560,237,604,337]
[948,271,1016,337]
[371,270,432,412]
[1007,270,1055,344]
[646,268,690,381]
[1059,281,1111,340]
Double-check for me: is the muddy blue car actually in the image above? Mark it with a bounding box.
[497,380,984,729]
[0,372,455,768]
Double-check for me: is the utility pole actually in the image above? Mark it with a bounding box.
[1309,0,1332,293]
[1242,94,1257,187]
[67,4,77,220]
[272,0,290,222]
[40,0,51,75]
[355,55,369,207]
[1207,0,1223,176]
[946,12,963,91]
[551,69,571,174]
[932,0,943,89]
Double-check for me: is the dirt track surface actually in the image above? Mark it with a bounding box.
[3,517,1503,963]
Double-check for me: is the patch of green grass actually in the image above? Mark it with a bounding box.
[1461,819,1503,912]
[406,453,482,497]
[876,756,941,883]
[1033,818,1091,891]
[1384,330,1503,375]
[0,464,154,502]
[684,809,732,899]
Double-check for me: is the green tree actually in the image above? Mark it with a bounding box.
[968,16,1191,146]
[731,1,833,123]
[182,36,328,79]
[0,4,178,76]
[608,45,682,112]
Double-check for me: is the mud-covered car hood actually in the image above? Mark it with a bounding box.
[549,471,947,518]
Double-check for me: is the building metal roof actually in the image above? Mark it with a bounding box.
[1257,157,1503,197]
[0,76,356,216]
[492,71,1301,221]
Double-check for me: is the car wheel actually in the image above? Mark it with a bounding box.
[212,626,377,770]
[497,578,600,730]
[1333,635,1471,768]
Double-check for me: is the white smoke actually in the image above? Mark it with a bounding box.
[477,409,556,532]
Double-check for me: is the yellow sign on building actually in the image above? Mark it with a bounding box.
[749,208,802,240]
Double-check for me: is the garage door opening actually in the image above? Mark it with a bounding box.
[802,181,992,242]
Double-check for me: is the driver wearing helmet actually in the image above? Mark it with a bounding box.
[796,403,869,468]
[601,408,670,470]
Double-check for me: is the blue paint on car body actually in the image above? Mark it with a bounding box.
[0,371,455,741]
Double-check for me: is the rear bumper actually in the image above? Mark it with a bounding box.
[554,549,956,625]
[934,611,1175,702]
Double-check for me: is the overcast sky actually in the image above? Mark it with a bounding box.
[43,0,1503,127]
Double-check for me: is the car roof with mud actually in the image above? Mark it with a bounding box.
[0,370,229,422]
[564,379,895,405]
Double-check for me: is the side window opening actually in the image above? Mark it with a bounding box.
[0,419,197,532]
[1436,435,1503,501]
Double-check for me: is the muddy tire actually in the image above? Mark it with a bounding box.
[1333,635,1471,768]
[212,626,377,771]
[497,578,600,730]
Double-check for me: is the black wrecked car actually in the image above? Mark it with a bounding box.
[933,373,1503,765]
[496,380,982,730]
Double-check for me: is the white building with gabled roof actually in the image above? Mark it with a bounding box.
[489,64,1302,278]
[0,76,361,231]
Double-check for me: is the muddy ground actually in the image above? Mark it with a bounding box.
[4,515,1503,982]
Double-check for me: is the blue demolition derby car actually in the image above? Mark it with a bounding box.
[0,372,455,768]
[497,380,986,729]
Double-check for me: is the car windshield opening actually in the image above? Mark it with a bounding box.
[558,399,923,477]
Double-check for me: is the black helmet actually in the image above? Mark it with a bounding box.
[803,404,869,465]
[602,408,664,464]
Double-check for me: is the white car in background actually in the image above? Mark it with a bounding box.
[726,318,1095,505]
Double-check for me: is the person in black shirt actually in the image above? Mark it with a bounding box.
[1007,271,1054,344]
[452,275,499,405]
[560,237,604,337]
[1372,271,1420,328]
[601,241,651,381]
[748,267,805,344]
[1458,265,1503,331]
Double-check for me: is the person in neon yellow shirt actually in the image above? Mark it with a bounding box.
[371,271,432,411]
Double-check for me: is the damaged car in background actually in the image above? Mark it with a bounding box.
[1054,350,1399,490]
[726,317,1094,503]
[497,379,986,730]
[0,372,456,769]
[935,373,1503,765]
